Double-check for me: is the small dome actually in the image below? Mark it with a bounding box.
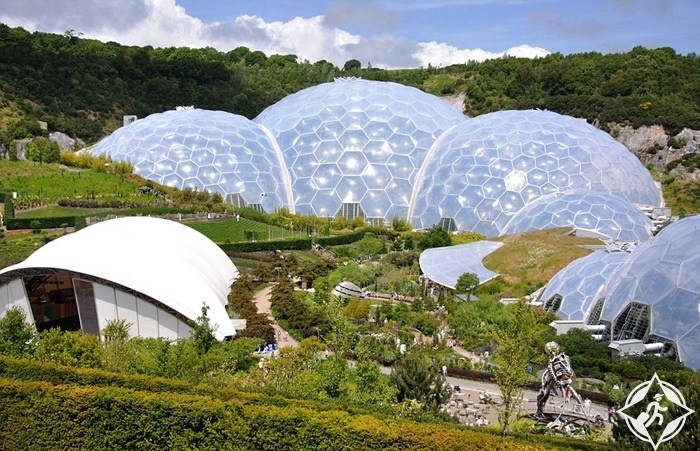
[540,250,629,321]
[256,78,465,221]
[92,109,293,213]
[409,110,661,236]
[502,193,653,242]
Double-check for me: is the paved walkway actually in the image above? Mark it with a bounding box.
[252,284,298,348]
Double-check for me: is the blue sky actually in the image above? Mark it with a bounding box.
[1,0,697,67]
[175,0,699,54]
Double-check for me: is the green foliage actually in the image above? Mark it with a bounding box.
[193,304,217,355]
[455,272,479,301]
[0,374,577,450]
[391,216,412,232]
[343,59,361,71]
[391,348,450,411]
[227,275,275,343]
[218,237,312,253]
[271,280,328,339]
[25,137,59,163]
[418,225,452,250]
[34,329,104,369]
[0,307,36,358]
[101,319,131,345]
[5,215,83,230]
[491,302,540,434]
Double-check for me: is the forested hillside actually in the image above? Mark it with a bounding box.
[1,23,699,145]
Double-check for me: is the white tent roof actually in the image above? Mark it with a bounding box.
[419,241,503,289]
[0,217,238,339]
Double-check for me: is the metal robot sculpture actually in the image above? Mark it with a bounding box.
[536,341,583,419]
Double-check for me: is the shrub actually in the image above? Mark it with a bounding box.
[0,307,36,358]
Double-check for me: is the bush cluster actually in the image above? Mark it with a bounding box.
[5,215,85,230]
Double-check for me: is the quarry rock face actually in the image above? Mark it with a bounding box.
[49,131,77,150]
[608,123,699,180]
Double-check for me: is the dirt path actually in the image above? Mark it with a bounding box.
[252,285,298,348]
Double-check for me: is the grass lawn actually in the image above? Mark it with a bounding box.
[188,217,296,243]
[0,160,153,203]
[478,227,602,299]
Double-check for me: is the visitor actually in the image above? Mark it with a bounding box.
[584,398,592,416]
[441,365,448,382]
[608,406,617,423]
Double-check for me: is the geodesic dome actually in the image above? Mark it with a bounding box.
[539,250,629,321]
[502,193,653,242]
[409,110,661,236]
[92,109,293,213]
[598,215,700,369]
[255,78,465,221]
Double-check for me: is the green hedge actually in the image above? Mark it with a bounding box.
[5,215,84,230]
[219,238,312,253]
[315,230,365,246]
[0,376,596,450]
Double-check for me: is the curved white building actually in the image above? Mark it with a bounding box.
[0,217,238,340]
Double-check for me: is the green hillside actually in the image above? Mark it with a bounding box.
[0,23,698,145]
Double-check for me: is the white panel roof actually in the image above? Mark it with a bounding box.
[0,217,238,339]
[419,241,504,289]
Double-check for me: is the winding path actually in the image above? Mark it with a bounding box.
[251,284,298,348]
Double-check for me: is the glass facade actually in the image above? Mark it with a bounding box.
[410,110,661,236]
[598,215,700,369]
[539,250,629,321]
[255,78,465,220]
[502,193,653,242]
[92,109,292,213]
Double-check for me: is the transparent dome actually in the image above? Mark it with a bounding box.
[598,215,700,369]
[502,193,653,242]
[540,250,629,321]
[92,109,293,213]
[409,110,661,236]
[255,78,465,221]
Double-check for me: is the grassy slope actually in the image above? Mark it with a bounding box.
[477,228,601,299]
[0,160,152,203]
[187,218,294,243]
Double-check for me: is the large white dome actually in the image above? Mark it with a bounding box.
[255,78,465,221]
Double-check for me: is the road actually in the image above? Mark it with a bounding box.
[251,284,298,348]
[378,365,609,422]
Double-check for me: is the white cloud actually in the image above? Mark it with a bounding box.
[413,41,549,66]
[0,0,549,68]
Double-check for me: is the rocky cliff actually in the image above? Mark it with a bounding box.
[608,123,700,181]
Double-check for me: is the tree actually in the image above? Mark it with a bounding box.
[391,349,450,411]
[193,304,217,355]
[491,301,539,435]
[455,272,479,301]
[0,306,36,358]
[417,225,452,250]
[343,59,361,71]
[25,137,60,163]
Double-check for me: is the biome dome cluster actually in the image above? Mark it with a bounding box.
[540,215,700,370]
[93,79,661,240]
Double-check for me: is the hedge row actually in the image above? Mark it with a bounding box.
[5,215,86,230]
[315,230,365,246]
[219,238,312,253]
[0,376,569,450]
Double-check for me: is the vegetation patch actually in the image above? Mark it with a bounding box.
[478,228,600,299]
